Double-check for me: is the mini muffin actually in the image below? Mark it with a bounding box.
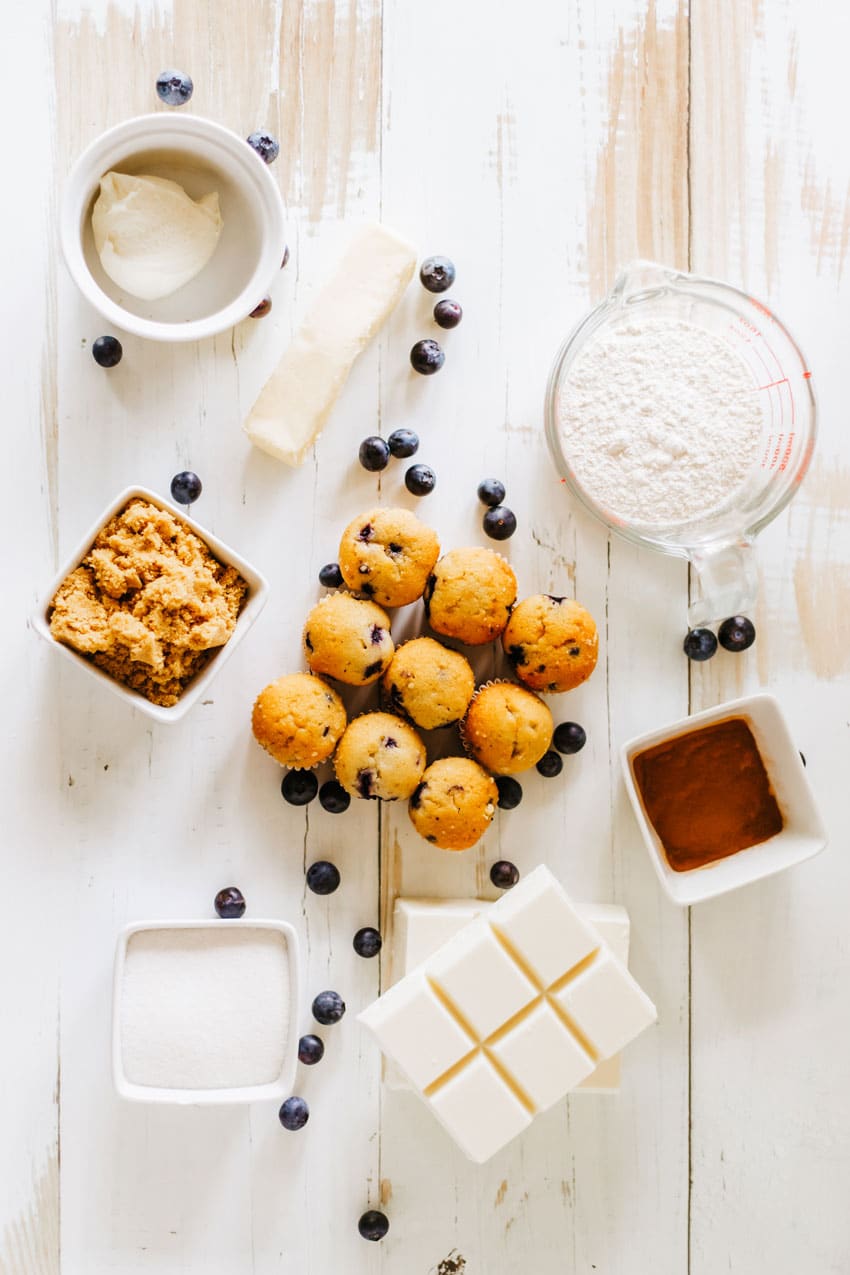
[338,507,440,608]
[334,712,426,801]
[462,682,554,775]
[303,593,394,686]
[382,637,475,730]
[252,673,346,769]
[424,547,517,646]
[502,594,598,693]
[408,757,498,851]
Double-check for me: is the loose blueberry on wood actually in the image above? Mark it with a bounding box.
[495,776,523,810]
[246,131,280,164]
[717,615,756,652]
[490,860,520,889]
[477,478,506,507]
[306,860,341,895]
[683,628,718,661]
[482,505,516,540]
[170,471,202,504]
[214,886,246,918]
[358,1210,390,1241]
[405,464,436,496]
[318,562,343,589]
[318,780,350,814]
[92,335,123,367]
[278,1096,309,1130]
[282,770,319,806]
[410,339,445,374]
[419,256,456,292]
[359,436,391,471]
[312,990,346,1025]
[434,299,462,329]
[250,296,272,318]
[387,428,419,458]
[536,751,563,778]
[298,1034,324,1065]
[353,927,382,958]
[155,69,193,105]
[553,722,587,755]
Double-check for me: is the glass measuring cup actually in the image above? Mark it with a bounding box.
[544,261,816,625]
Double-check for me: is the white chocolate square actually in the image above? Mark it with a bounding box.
[550,951,658,1060]
[428,1053,532,1164]
[392,898,485,979]
[487,1001,596,1111]
[427,919,537,1040]
[358,971,474,1091]
[489,866,601,986]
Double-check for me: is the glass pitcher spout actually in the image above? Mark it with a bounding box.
[611,261,685,305]
[688,541,758,628]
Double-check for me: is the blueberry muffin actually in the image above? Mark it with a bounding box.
[461,682,553,775]
[338,507,440,608]
[502,594,598,693]
[408,757,498,851]
[252,673,347,769]
[303,593,394,686]
[382,637,475,730]
[424,547,517,646]
[334,712,426,801]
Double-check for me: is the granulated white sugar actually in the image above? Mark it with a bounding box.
[121,926,290,1089]
[558,317,764,526]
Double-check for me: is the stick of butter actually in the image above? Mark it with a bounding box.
[244,223,417,465]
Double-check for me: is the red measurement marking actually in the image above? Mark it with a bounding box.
[757,377,790,390]
[803,370,812,379]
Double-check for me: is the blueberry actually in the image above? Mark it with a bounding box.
[306,860,340,895]
[170,471,202,504]
[281,244,290,269]
[410,339,445,375]
[483,505,516,540]
[434,299,462,329]
[92,335,122,368]
[319,780,350,814]
[214,886,246,918]
[353,927,382,958]
[358,1210,390,1242]
[298,1034,324,1065]
[247,131,280,164]
[387,428,419,458]
[319,562,343,589]
[490,860,520,890]
[250,296,272,318]
[282,769,319,806]
[405,464,436,496]
[312,990,345,1025]
[553,722,587,755]
[359,436,391,472]
[495,775,523,810]
[536,750,563,778]
[477,478,506,507]
[155,69,193,106]
[717,615,756,652]
[683,628,718,661]
[278,1096,309,1131]
[419,256,456,293]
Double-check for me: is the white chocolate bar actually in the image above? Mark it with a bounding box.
[360,867,656,1163]
[244,223,417,465]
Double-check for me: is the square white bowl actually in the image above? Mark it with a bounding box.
[32,485,269,723]
[112,919,301,1105]
[621,693,827,905]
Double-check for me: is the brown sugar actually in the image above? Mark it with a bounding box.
[48,499,248,706]
[632,717,784,872]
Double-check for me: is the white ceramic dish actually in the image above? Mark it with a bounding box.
[112,919,300,1105]
[61,113,286,342]
[31,485,269,723]
[621,693,827,905]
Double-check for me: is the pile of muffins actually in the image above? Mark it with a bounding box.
[251,506,598,851]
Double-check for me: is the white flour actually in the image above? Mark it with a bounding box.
[121,927,290,1089]
[558,318,763,525]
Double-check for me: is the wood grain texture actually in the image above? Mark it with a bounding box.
[2,0,849,1272]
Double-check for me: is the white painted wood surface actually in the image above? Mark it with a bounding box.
[2,1,849,1272]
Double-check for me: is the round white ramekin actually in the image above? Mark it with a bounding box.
[60,113,286,342]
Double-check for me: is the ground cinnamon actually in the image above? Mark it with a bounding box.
[632,717,784,872]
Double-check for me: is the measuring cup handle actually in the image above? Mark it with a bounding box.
[688,542,758,628]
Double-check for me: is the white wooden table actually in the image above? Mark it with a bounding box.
[3,1,849,1271]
